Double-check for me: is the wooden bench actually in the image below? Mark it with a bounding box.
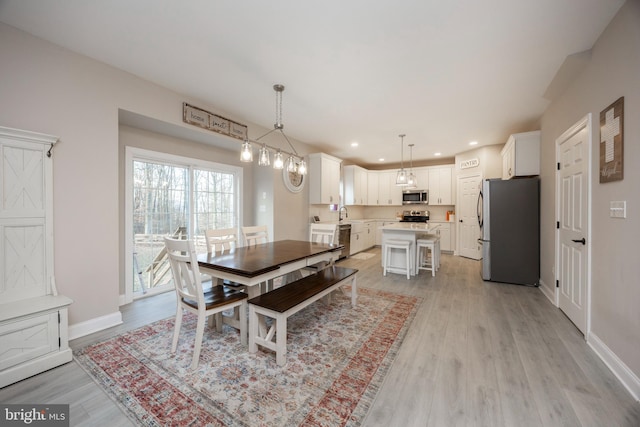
[248,266,358,366]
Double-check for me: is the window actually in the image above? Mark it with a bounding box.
[125,147,242,302]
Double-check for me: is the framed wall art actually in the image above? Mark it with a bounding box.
[599,96,624,183]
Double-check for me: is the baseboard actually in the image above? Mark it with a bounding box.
[588,332,640,402]
[68,311,123,340]
[538,279,556,305]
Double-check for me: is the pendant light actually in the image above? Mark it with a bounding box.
[240,139,253,162]
[407,143,417,189]
[273,150,284,169]
[258,143,270,166]
[395,134,408,186]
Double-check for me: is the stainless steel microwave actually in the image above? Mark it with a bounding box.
[402,190,428,205]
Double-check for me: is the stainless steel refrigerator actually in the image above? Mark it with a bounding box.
[478,178,540,286]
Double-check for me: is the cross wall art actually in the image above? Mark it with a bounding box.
[599,97,624,183]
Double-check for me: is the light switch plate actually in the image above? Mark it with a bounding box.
[609,201,626,218]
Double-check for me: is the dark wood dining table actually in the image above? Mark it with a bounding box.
[197,239,344,298]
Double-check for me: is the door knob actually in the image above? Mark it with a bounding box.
[459,219,463,222]
[571,237,586,245]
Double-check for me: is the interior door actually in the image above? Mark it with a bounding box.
[557,119,590,334]
[457,174,482,259]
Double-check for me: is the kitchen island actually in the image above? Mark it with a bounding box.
[379,222,440,276]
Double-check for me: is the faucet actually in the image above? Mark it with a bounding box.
[338,206,349,222]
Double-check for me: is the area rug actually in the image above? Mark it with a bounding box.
[74,287,421,426]
[350,252,376,260]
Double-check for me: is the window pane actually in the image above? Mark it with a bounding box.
[193,168,236,236]
[132,160,188,293]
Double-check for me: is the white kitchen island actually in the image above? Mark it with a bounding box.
[379,222,440,276]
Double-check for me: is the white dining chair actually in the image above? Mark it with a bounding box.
[164,237,248,370]
[242,225,269,246]
[304,223,338,275]
[204,228,238,254]
[309,223,337,244]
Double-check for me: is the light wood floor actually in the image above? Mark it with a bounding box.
[1,249,638,426]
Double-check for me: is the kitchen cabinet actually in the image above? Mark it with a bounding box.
[0,126,73,388]
[367,171,380,205]
[430,221,454,252]
[428,165,454,205]
[413,167,429,191]
[308,153,342,204]
[344,165,368,205]
[377,171,403,206]
[501,130,540,179]
[364,221,376,249]
[350,221,376,255]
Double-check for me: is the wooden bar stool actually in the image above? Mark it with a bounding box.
[416,235,440,276]
[383,239,413,280]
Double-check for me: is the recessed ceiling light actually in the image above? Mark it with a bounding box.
[434,152,442,156]
[378,158,385,162]
[351,141,359,147]
[469,141,478,146]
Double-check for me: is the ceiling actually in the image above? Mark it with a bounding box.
[0,0,625,167]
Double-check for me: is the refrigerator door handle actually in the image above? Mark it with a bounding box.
[477,189,483,228]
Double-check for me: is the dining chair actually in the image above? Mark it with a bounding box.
[309,223,337,244]
[164,237,248,370]
[304,223,338,275]
[204,228,238,253]
[241,225,269,246]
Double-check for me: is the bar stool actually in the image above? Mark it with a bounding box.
[383,239,413,280]
[416,235,440,276]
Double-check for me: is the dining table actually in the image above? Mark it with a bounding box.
[197,239,344,298]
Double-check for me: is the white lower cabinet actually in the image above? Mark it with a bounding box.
[430,221,454,252]
[350,221,376,255]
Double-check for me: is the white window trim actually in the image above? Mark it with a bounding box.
[123,146,243,304]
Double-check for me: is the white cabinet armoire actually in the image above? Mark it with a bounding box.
[0,126,72,388]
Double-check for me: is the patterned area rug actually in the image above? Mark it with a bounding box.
[75,287,421,426]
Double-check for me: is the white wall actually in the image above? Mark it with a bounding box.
[540,0,640,392]
[0,23,312,331]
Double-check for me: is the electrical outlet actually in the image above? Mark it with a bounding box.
[609,201,626,218]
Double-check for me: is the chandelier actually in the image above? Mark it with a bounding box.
[240,84,306,175]
[395,134,408,186]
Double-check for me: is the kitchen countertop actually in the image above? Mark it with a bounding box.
[379,222,440,231]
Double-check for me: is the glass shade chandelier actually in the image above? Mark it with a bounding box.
[240,84,306,175]
[395,134,408,186]
[406,143,417,189]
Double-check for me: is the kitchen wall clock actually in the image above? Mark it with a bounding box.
[283,168,305,193]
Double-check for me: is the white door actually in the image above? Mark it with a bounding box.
[457,174,482,259]
[557,117,590,334]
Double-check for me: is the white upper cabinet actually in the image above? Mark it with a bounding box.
[367,171,380,205]
[412,167,429,191]
[343,165,368,205]
[501,130,540,179]
[428,165,454,205]
[377,171,403,206]
[308,153,342,204]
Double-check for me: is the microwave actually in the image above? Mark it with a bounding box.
[402,190,428,205]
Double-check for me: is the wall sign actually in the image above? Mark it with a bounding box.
[599,97,624,183]
[183,103,247,140]
[459,158,479,170]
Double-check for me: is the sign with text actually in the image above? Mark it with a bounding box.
[183,103,247,140]
[459,158,479,170]
[1,404,69,426]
